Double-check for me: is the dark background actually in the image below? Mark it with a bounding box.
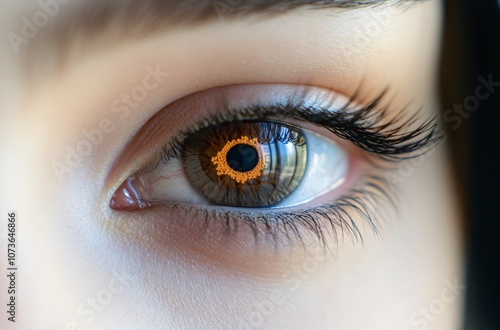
[441,0,500,329]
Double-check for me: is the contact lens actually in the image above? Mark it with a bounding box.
[181,120,307,207]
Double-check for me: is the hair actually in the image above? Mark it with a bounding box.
[440,0,500,328]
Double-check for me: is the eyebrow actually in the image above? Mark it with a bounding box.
[14,0,421,72]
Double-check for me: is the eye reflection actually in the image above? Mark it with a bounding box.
[225,143,259,173]
[182,120,308,207]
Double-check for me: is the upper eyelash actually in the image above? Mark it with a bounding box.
[157,88,444,166]
[293,89,444,161]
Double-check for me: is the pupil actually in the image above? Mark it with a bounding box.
[226,144,259,172]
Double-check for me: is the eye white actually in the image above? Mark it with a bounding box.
[275,129,348,208]
[128,127,348,209]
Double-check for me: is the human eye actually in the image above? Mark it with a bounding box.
[108,84,441,245]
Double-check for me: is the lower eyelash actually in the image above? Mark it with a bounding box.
[148,173,396,249]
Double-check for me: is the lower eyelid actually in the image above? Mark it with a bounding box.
[131,169,394,251]
[107,150,395,255]
[102,170,396,277]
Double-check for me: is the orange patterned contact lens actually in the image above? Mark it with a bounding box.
[211,136,266,184]
[181,120,308,207]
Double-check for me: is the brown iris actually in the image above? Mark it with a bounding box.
[181,120,307,207]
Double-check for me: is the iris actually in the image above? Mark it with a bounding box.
[181,120,308,207]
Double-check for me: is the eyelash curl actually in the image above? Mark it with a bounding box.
[136,88,444,248]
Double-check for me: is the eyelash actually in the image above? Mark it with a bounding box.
[162,173,393,248]
[156,89,443,165]
[133,88,443,246]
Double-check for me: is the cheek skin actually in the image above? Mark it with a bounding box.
[8,1,463,330]
[310,143,463,330]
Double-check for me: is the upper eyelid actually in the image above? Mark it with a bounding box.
[104,84,440,195]
[152,88,442,172]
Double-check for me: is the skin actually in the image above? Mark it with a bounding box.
[0,1,464,329]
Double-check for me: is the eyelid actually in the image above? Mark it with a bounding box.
[105,85,349,184]
[105,83,441,194]
[156,85,441,167]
